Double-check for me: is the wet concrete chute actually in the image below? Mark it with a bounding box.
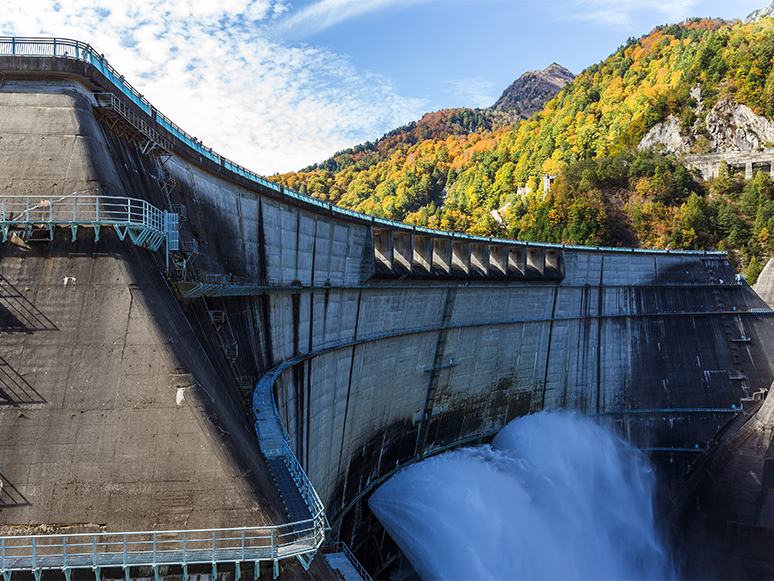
[2,37,774,579]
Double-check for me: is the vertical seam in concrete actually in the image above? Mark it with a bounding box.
[115,287,134,408]
[310,219,318,290]
[291,294,303,460]
[416,286,457,458]
[120,289,133,365]
[540,285,559,410]
[236,195,245,267]
[295,208,300,280]
[256,198,273,370]
[337,289,362,479]
[305,359,312,470]
[305,220,317,470]
[596,255,605,414]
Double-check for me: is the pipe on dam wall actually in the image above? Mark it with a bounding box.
[3,46,774,577]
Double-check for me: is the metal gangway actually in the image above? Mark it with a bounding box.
[0,195,174,251]
[253,369,329,566]
[93,93,172,157]
[0,522,325,581]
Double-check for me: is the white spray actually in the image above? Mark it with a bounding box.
[369,411,674,580]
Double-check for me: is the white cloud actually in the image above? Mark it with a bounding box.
[559,0,701,26]
[444,78,499,109]
[273,0,425,39]
[0,0,428,173]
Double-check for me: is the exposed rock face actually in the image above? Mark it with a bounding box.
[490,63,575,119]
[745,1,774,24]
[705,98,774,150]
[638,116,692,152]
[639,93,774,154]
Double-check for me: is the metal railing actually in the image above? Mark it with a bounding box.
[252,365,328,544]
[94,92,173,154]
[0,195,167,250]
[281,441,325,521]
[327,542,374,581]
[0,522,325,572]
[0,195,162,228]
[0,36,729,258]
[599,407,740,415]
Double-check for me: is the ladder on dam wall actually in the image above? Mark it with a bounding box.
[0,195,176,251]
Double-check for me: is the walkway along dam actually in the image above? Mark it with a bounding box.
[3,38,774,579]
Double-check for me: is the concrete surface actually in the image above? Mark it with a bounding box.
[0,78,338,579]
[3,58,774,578]
[671,392,774,579]
[753,257,774,307]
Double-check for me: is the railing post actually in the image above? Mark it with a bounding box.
[122,534,126,568]
[11,38,15,56]
[152,533,156,566]
[241,529,245,562]
[53,38,56,57]
[93,535,97,567]
[212,530,216,563]
[63,535,66,568]
[32,537,36,569]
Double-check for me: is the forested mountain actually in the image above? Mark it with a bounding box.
[278,14,774,282]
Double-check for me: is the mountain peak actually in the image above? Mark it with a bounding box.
[745,2,774,23]
[490,63,575,119]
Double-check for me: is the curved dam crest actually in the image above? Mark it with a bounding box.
[1,38,774,578]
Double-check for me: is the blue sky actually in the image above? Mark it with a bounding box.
[0,0,766,173]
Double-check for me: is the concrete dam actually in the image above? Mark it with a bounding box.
[3,37,774,579]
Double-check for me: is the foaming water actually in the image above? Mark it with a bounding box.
[368,411,674,580]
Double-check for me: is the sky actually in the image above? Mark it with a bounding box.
[0,0,768,174]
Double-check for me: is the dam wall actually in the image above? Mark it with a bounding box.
[0,75,330,579]
[3,40,774,577]
[162,119,774,536]
[139,82,774,556]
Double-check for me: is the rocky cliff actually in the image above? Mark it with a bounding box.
[639,89,774,154]
[745,1,774,24]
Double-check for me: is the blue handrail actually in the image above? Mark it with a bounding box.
[0,523,325,572]
[0,36,728,257]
